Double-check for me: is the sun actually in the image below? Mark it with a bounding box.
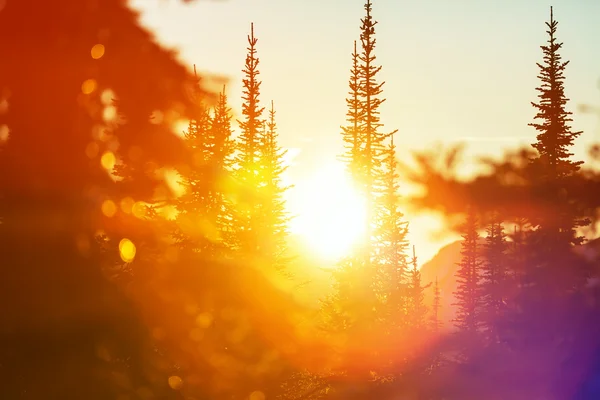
[289,162,367,261]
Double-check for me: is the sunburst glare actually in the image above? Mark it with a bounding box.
[290,162,366,261]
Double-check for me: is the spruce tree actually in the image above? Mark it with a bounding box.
[233,22,266,257]
[431,277,442,334]
[315,0,406,390]
[526,7,588,299]
[481,214,508,342]
[210,86,236,250]
[340,40,364,183]
[210,86,235,174]
[257,101,291,274]
[529,6,587,242]
[174,74,216,253]
[376,136,409,326]
[407,246,429,331]
[357,0,397,256]
[452,208,483,336]
[321,0,402,381]
[529,6,583,181]
[237,23,264,171]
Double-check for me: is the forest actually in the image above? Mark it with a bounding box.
[1,0,600,399]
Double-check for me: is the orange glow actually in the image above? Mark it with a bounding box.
[120,197,135,214]
[100,89,115,105]
[163,168,185,197]
[103,105,117,122]
[131,201,147,218]
[0,124,9,142]
[81,79,97,95]
[172,119,189,138]
[168,376,183,390]
[85,142,99,158]
[90,44,105,60]
[100,151,115,171]
[195,312,213,328]
[101,200,117,218]
[118,238,136,263]
[249,391,265,400]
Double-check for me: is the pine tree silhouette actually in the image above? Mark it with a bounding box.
[257,101,293,274]
[431,277,442,335]
[232,22,266,258]
[210,86,237,250]
[174,68,218,253]
[481,213,508,343]
[376,136,409,328]
[314,1,414,391]
[407,246,430,332]
[357,0,398,258]
[341,40,365,183]
[452,208,483,336]
[525,7,589,299]
[529,7,583,181]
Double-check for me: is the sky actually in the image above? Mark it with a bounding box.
[130,0,600,262]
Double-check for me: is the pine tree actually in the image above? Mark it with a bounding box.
[209,85,236,251]
[357,0,397,256]
[407,246,429,331]
[504,11,590,352]
[529,6,587,243]
[376,136,409,326]
[232,22,266,255]
[257,101,292,274]
[237,23,264,173]
[210,85,235,192]
[431,277,442,334]
[230,24,291,280]
[510,219,528,281]
[340,40,364,183]
[452,208,483,336]
[529,6,583,181]
[481,214,508,342]
[174,74,216,253]
[315,0,405,389]
[525,7,588,302]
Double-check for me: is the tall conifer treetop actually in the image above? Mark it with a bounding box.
[340,40,364,183]
[356,0,398,259]
[237,22,265,172]
[529,6,582,179]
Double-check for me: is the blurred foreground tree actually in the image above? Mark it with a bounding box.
[0,0,212,397]
[0,1,316,399]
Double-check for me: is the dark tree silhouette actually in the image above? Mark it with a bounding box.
[407,246,429,332]
[481,214,508,343]
[452,208,482,337]
[430,277,442,334]
[529,7,583,181]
